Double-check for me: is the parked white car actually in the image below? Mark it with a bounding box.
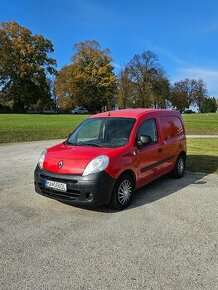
[70,107,89,114]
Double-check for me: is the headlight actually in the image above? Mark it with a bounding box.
[82,155,109,176]
[38,149,47,169]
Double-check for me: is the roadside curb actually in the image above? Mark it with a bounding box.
[187,135,218,138]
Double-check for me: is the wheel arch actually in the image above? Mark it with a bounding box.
[117,169,136,189]
[179,150,187,159]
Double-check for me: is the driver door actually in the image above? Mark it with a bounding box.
[136,118,165,187]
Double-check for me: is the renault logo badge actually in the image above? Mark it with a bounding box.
[58,160,64,169]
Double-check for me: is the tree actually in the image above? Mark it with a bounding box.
[0,21,57,112]
[201,97,217,113]
[152,77,170,108]
[54,65,76,110]
[171,78,207,111]
[194,79,207,111]
[170,90,189,112]
[118,51,170,108]
[117,67,135,108]
[55,40,117,112]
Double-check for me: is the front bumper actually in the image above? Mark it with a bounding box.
[34,166,116,206]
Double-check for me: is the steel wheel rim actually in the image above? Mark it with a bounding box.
[178,158,184,174]
[118,179,132,205]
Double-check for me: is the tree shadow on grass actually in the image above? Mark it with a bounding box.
[187,155,218,174]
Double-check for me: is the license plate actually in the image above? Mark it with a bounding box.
[44,179,67,192]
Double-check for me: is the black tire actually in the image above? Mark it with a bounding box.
[110,174,134,210]
[172,154,186,178]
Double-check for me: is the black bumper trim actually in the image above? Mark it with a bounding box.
[141,155,175,173]
[34,166,116,206]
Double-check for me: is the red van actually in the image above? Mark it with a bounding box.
[34,109,186,209]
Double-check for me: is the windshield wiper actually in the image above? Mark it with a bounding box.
[66,141,101,147]
[79,142,101,147]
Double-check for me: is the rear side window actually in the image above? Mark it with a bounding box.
[160,116,184,140]
[137,118,158,143]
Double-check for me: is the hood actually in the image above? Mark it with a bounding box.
[43,142,119,174]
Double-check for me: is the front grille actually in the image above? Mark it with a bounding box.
[40,173,78,184]
[37,173,81,201]
[39,184,80,200]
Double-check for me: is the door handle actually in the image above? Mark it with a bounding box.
[158,148,163,153]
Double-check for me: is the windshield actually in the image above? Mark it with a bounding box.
[67,117,135,148]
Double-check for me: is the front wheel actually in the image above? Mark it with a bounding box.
[172,154,186,178]
[110,174,134,210]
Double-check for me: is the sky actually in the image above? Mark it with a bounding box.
[1,0,218,98]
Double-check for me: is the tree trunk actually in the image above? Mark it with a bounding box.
[13,101,25,113]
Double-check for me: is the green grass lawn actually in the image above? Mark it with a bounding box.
[0,114,89,143]
[0,113,217,143]
[182,113,218,135]
[187,138,218,174]
[0,114,217,174]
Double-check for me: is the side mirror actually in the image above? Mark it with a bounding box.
[137,135,152,146]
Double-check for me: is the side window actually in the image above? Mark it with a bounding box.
[137,118,158,144]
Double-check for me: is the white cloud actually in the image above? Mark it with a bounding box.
[112,62,121,69]
[173,67,218,97]
[142,42,184,65]
[153,46,184,65]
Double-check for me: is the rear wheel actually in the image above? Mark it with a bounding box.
[110,174,134,210]
[172,154,186,178]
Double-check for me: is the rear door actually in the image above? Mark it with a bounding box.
[158,115,186,168]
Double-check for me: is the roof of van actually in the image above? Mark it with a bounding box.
[91,108,180,118]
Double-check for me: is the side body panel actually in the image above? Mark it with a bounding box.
[122,110,186,189]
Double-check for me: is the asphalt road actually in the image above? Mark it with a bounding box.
[0,140,218,289]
